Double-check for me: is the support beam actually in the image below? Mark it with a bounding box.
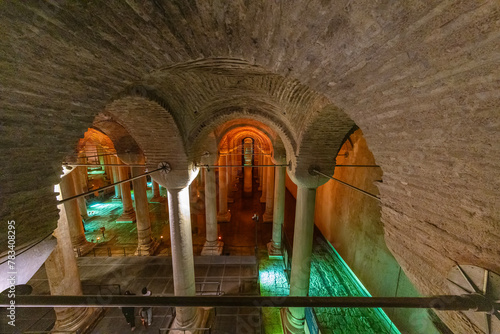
[3,295,496,312]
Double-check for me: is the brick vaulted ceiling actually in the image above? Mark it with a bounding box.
[0,2,499,332]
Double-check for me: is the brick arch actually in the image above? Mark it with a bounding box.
[92,115,143,164]
[186,106,296,167]
[291,104,357,188]
[221,127,273,157]
[216,120,285,159]
[104,96,197,189]
[0,3,498,332]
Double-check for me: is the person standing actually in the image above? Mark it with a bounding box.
[121,290,136,331]
[140,287,153,327]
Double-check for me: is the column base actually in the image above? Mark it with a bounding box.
[52,307,104,334]
[135,238,160,256]
[280,308,306,334]
[217,211,231,223]
[169,307,211,334]
[116,210,136,223]
[263,212,273,223]
[267,242,283,257]
[74,241,96,257]
[149,196,165,203]
[201,241,224,256]
[111,196,122,202]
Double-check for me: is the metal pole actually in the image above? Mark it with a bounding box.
[198,164,289,168]
[335,165,380,168]
[220,153,271,156]
[62,163,146,167]
[313,169,380,201]
[57,167,164,204]
[1,295,495,312]
[62,153,117,159]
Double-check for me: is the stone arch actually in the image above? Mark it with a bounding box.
[104,96,197,189]
[187,106,296,167]
[291,104,356,188]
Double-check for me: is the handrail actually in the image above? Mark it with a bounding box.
[24,332,76,334]
[82,283,121,296]
[159,328,211,334]
[195,282,224,296]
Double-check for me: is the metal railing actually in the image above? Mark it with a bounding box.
[82,283,121,296]
[23,331,78,334]
[196,282,224,296]
[159,327,211,334]
[77,243,152,257]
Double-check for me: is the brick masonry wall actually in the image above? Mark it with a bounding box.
[0,1,498,332]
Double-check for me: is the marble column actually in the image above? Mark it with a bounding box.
[132,167,157,255]
[283,187,317,333]
[268,165,286,256]
[46,184,102,332]
[263,157,275,222]
[167,187,203,328]
[60,171,93,255]
[111,156,121,199]
[217,155,231,222]
[201,167,223,255]
[117,165,136,222]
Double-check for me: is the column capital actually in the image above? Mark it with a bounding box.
[152,162,199,190]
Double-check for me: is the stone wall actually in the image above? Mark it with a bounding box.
[313,130,443,333]
[0,2,498,332]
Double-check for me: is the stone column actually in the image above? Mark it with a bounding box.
[117,165,136,222]
[60,171,93,255]
[283,187,317,333]
[111,156,121,199]
[217,155,231,222]
[243,166,253,196]
[73,156,89,220]
[201,167,223,255]
[258,155,263,191]
[260,156,267,202]
[268,165,286,256]
[150,179,163,202]
[167,187,202,328]
[132,167,157,255]
[263,156,275,222]
[104,154,114,184]
[227,151,234,203]
[46,184,102,332]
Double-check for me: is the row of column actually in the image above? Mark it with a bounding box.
[56,152,313,333]
[61,155,163,256]
[217,153,276,223]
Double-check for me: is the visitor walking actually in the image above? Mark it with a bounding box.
[139,287,153,327]
[121,290,136,331]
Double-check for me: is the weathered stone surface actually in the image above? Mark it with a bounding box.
[0,1,498,332]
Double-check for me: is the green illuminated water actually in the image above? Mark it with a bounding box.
[259,237,400,334]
